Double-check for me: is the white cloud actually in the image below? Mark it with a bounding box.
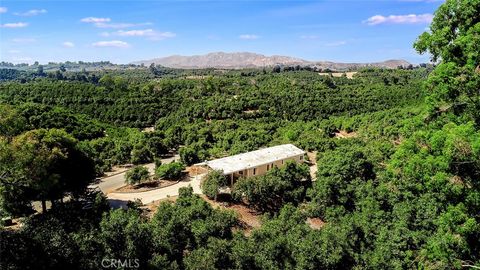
[81,17,111,23]
[239,34,259,40]
[81,17,151,29]
[62,41,75,48]
[14,9,47,16]
[116,29,155,36]
[11,38,36,43]
[92,40,130,48]
[8,50,21,54]
[111,29,176,40]
[0,7,7,13]
[364,14,433,25]
[94,22,152,29]
[0,22,28,28]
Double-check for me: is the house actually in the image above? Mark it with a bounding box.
[195,144,305,186]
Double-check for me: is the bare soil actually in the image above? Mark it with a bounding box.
[334,130,358,139]
[318,71,357,79]
[186,166,209,176]
[307,217,325,230]
[201,195,262,233]
[306,151,318,180]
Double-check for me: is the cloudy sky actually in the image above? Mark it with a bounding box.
[0,0,443,64]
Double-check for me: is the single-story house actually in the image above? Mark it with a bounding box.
[195,144,305,186]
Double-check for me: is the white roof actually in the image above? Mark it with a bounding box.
[197,144,305,175]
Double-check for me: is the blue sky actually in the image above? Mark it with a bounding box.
[0,0,443,64]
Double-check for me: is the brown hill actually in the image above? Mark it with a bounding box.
[133,52,411,70]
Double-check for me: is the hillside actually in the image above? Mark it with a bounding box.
[133,52,411,70]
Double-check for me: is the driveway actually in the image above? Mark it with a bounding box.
[91,155,179,194]
[107,174,204,207]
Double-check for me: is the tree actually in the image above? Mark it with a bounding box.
[232,161,311,212]
[0,105,26,137]
[0,139,34,216]
[130,143,152,165]
[272,65,281,73]
[99,74,114,90]
[124,166,150,185]
[184,238,233,270]
[414,0,480,125]
[308,147,375,219]
[98,209,153,267]
[37,65,44,76]
[151,186,236,266]
[0,129,95,214]
[201,170,228,200]
[149,63,157,75]
[179,146,200,166]
[147,134,168,158]
[155,162,185,180]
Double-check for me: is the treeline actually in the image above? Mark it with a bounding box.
[0,68,426,127]
[1,187,375,270]
[1,0,480,267]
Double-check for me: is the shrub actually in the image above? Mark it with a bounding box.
[232,161,311,212]
[130,143,152,165]
[180,146,199,166]
[201,170,228,200]
[155,162,185,180]
[124,166,150,185]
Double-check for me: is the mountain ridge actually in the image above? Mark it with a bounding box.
[133,52,411,70]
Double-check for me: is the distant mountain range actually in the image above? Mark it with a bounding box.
[133,52,412,70]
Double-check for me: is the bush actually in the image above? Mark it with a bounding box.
[232,161,311,213]
[124,166,150,185]
[131,143,153,165]
[179,146,200,166]
[180,146,208,166]
[201,170,228,200]
[155,162,185,180]
[154,157,162,168]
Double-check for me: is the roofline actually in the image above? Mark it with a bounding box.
[219,152,305,175]
[193,144,306,174]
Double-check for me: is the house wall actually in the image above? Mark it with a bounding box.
[229,154,304,185]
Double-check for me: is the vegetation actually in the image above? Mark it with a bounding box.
[155,162,185,180]
[201,170,228,200]
[0,0,479,268]
[233,161,311,212]
[124,166,150,185]
[0,128,95,215]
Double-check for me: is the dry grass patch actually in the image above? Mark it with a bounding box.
[318,72,357,79]
[334,130,358,139]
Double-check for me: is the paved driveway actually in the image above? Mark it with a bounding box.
[107,174,204,207]
[91,155,179,194]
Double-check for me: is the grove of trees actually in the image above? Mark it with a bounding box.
[0,0,479,268]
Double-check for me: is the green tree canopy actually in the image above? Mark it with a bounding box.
[201,170,228,200]
[155,162,185,180]
[124,166,150,185]
[233,161,311,212]
[0,129,95,214]
[414,0,480,124]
